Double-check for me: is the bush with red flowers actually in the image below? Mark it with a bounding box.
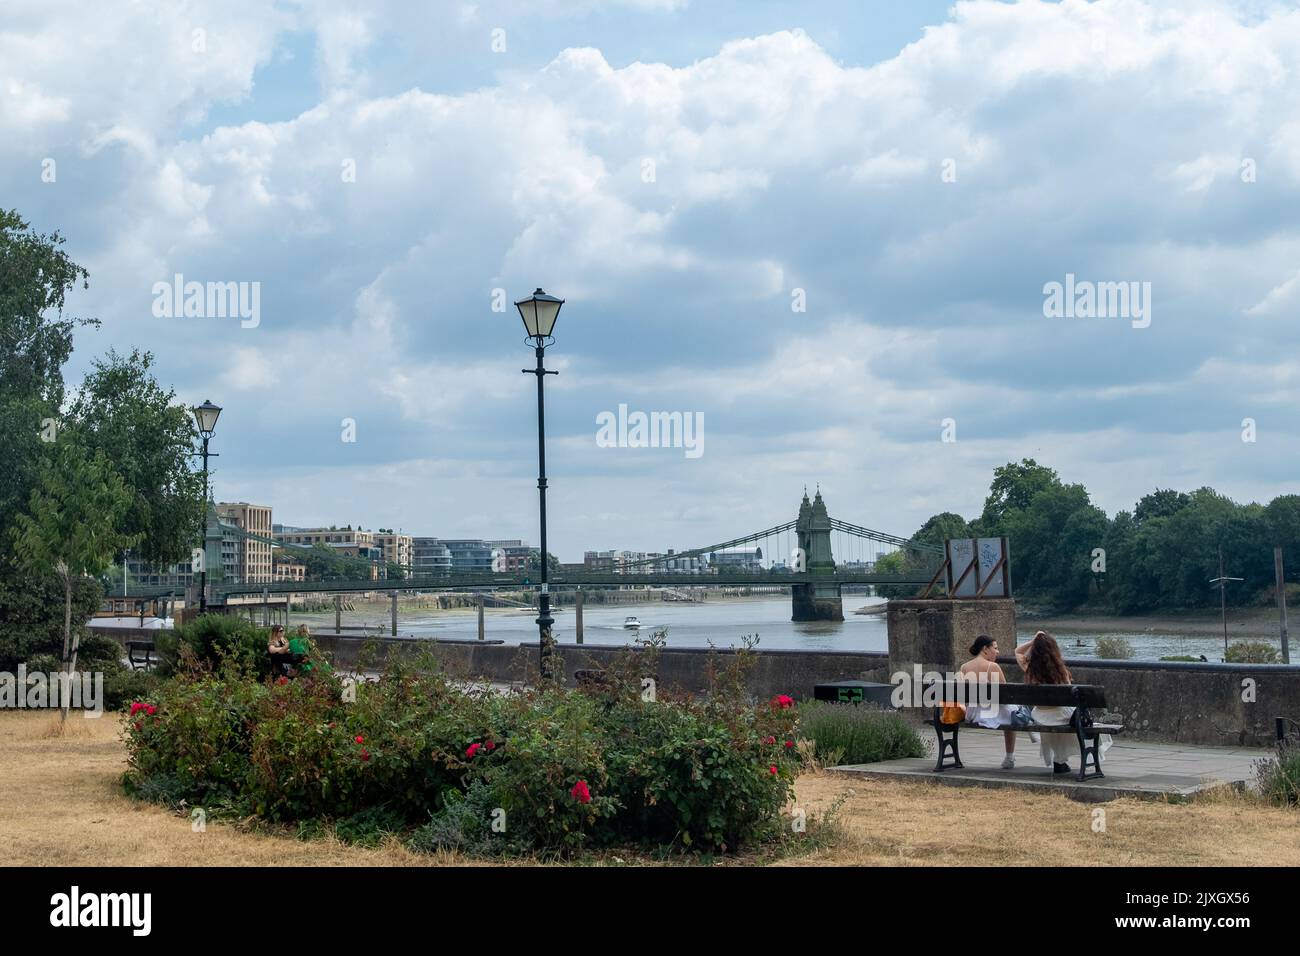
[126,640,803,856]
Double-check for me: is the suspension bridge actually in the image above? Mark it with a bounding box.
[118,490,943,622]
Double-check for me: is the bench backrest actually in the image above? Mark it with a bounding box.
[922,680,1106,709]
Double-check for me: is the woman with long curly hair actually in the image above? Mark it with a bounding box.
[1015,630,1110,774]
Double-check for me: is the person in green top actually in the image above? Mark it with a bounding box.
[288,624,315,675]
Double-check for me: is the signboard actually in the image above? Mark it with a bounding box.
[944,537,1011,599]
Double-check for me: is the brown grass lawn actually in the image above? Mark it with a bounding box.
[2,711,1297,867]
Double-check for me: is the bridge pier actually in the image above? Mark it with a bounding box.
[791,582,844,621]
[791,489,844,622]
[575,590,584,644]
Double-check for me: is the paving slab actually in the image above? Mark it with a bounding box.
[831,730,1262,803]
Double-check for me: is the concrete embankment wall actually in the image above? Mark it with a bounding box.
[97,625,1300,748]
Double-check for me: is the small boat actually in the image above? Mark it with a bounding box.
[623,616,642,629]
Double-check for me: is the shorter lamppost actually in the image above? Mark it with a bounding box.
[515,288,564,680]
[192,400,222,612]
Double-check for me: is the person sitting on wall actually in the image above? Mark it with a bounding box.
[267,624,294,678]
[959,635,1019,769]
[287,624,326,677]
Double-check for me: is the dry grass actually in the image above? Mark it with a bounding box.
[2,711,1296,867]
[781,772,1300,866]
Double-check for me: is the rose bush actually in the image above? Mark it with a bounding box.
[124,643,802,856]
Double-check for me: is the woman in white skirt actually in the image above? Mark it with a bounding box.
[958,635,1020,768]
[1015,630,1112,774]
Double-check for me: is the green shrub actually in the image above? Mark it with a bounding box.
[1094,636,1135,660]
[1255,746,1300,806]
[796,702,925,765]
[1159,655,1201,662]
[124,643,802,856]
[1226,641,1280,664]
[153,615,274,679]
[333,804,410,847]
[101,661,161,711]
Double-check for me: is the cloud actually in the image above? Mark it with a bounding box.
[6,0,1300,553]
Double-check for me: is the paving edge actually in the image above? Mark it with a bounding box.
[827,765,1246,804]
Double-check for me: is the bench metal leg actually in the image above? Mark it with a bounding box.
[932,718,963,772]
[1076,729,1104,781]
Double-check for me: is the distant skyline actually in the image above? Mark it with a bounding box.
[5,0,1300,561]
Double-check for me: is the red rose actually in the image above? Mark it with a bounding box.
[769,765,778,775]
[485,740,496,751]
[784,739,794,749]
[466,743,481,758]
[276,676,288,686]
[360,749,370,762]
[763,735,776,745]
[354,735,364,745]
[570,780,591,804]
[773,694,795,709]
[129,702,143,716]
[145,704,157,716]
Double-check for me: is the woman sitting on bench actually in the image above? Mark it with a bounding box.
[959,635,1019,770]
[1016,630,1111,775]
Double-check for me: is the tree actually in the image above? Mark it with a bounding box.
[67,348,205,567]
[527,550,561,573]
[912,512,970,549]
[0,209,98,671]
[976,459,1060,531]
[1134,488,1191,525]
[12,440,136,720]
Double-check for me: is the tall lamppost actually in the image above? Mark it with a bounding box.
[515,289,564,681]
[192,400,222,612]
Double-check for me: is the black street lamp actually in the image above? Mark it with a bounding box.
[515,288,564,681]
[192,400,222,612]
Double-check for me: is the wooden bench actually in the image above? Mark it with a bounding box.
[923,680,1123,782]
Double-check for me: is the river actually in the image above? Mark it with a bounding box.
[291,595,1277,662]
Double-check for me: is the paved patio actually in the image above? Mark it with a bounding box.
[831,730,1266,802]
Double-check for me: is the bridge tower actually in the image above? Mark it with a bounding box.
[792,488,844,622]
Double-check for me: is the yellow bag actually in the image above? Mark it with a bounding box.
[940,703,966,725]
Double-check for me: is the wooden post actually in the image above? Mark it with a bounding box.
[391,590,398,637]
[1276,547,1290,664]
[575,589,584,644]
[335,594,342,634]
[477,593,485,641]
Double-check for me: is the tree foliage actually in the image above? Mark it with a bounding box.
[66,348,205,567]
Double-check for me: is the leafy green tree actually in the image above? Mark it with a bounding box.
[527,550,561,574]
[912,512,970,548]
[12,440,137,720]
[976,459,1060,531]
[0,209,98,668]
[1134,488,1191,524]
[66,348,205,568]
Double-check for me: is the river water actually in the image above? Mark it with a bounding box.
[297,595,1265,662]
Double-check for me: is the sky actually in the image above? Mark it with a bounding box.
[4,0,1300,561]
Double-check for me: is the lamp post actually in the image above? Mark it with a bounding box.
[515,288,564,681]
[192,400,222,613]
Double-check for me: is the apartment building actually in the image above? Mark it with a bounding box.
[217,502,274,584]
[374,532,415,570]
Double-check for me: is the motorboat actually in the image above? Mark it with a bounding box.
[623,615,642,629]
